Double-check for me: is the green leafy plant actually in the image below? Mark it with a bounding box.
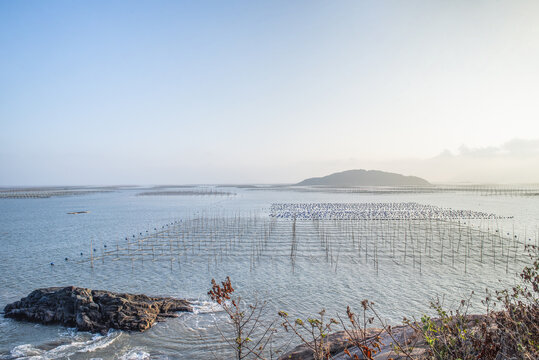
[409,244,538,360]
[278,309,339,360]
[487,245,539,359]
[413,295,479,359]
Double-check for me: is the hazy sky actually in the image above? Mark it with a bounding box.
[1,0,539,185]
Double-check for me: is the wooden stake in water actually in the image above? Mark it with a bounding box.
[90,238,94,268]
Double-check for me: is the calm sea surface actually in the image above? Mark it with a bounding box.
[1,187,538,359]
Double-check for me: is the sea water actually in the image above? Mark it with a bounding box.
[1,187,538,359]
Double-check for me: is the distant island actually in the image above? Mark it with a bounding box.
[295,169,431,187]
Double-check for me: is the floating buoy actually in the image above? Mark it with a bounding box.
[50,262,54,266]
[65,257,68,261]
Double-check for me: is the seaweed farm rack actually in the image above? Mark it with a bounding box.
[76,202,537,275]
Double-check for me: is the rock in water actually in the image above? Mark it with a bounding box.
[3,286,192,333]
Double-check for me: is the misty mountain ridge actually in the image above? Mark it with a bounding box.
[296,169,431,187]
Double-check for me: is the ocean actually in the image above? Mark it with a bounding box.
[1,186,537,359]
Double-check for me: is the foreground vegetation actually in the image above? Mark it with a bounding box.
[208,245,538,359]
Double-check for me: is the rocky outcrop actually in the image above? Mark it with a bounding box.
[3,286,192,334]
[278,325,427,360]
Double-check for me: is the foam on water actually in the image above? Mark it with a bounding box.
[171,299,227,336]
[3,330,121,360]
[190,299,222,315]
[118,349,151,360]
[8,344,42,359]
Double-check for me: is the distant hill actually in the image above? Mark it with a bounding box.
[296,169,431,187]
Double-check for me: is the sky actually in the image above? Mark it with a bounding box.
[1,0,539,185]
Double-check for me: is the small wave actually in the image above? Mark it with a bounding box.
[9,344,43,358]
[117,348,151,360]
[5,329,121,359]
[190,299,223,314]
[77,331,120,353]
[58,327,78,338]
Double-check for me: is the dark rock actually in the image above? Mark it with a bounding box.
[3,286,192,334]
[277,330,366,360]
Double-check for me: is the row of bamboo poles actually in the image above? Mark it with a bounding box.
[78,209,538,276]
